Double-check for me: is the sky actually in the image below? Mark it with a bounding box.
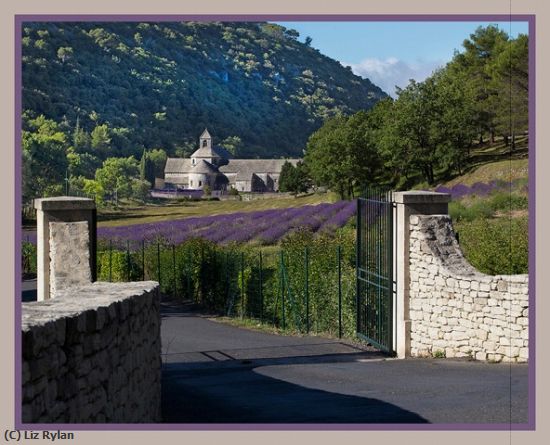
[277,21,529,97]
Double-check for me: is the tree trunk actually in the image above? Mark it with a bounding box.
[338,183,345,200]
[427,165,434,185]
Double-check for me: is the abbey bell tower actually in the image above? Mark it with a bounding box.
[199,128,212,149]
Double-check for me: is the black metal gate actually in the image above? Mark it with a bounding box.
[356,188,395,354]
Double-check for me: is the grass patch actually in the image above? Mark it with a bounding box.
[210,315,375,347]
[443,159,528,187]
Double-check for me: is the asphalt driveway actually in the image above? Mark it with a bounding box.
[161,299,529,424]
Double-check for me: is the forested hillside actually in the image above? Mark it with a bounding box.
[22,21,385,159]
[303,26,529,196]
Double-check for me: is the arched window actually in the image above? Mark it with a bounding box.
[199,180,202,187]
[190,180,193,187]
[202,139,207,147]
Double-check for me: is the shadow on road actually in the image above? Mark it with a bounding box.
[160,298,427,424]
[161,357,428,424]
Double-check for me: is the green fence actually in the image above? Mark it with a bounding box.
[22,236,356,338]
[96,238,356,338]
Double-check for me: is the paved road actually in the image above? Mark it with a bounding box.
[21,279,37,302]
[161,299,529,424]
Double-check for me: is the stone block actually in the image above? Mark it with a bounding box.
[497,345,519,358]
[452,331,469,341]
[446,278,456,288]
[490,306,506,316]
[49,221,92,296]
[496,280,508,292]
[476,351,487,361]
[519,348,529,359]
[517,317,529,326]
[476,329,488,341]
[479,283,491,292]
[473,296,488,305]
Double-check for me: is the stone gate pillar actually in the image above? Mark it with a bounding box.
[34,197,97,301]
[393,191,450,358]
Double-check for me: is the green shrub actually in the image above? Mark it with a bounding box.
[487,191,528,213]
[97,249,142,282]
[455,216,528,275]
[449,200,493,222]
[22,242,37,276]
[432,349,446,358]
[449,191,528,222]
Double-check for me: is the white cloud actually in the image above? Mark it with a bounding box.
[345,57,444,98]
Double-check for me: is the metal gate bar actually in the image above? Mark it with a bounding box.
[356,188,395,354]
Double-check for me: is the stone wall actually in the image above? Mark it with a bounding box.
[409,215,528,362]
[49,221,92,296]
[22,281,161,423]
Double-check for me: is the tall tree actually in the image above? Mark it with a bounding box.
[72,117,91,153]
[490,34,528,148]
[304,115,349,198]
[95,157,139,203]
[304,111,383,197]
[90,124,111,157]
[22,115,69,201]
[453,25,509,143]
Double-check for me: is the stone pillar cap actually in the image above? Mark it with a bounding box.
[34,196,96,211]
[393,191,451,204]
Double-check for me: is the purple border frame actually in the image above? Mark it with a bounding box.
[13,13,536,432]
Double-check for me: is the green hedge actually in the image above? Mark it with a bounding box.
[455,216,528,275]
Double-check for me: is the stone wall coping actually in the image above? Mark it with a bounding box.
[393,191,451,204]
[34,196,96,211]
[22,281,158,330]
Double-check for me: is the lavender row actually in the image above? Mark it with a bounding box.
[22,201,358,248]
[434,179,528,200]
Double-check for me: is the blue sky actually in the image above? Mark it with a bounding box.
[277,21,529,97]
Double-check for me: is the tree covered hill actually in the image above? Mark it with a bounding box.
[22,21,386,158]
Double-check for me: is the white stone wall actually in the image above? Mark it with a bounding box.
[22,281,161,423]
[409,215,528,363]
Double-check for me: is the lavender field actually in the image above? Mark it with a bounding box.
[22,201,356,248]
[97,201,356,247]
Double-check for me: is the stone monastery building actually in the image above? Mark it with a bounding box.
[164,129,301,192]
